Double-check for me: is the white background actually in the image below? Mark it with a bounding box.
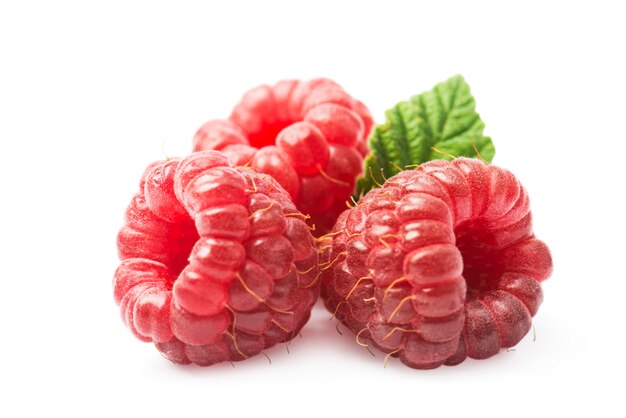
[1,1,625,417]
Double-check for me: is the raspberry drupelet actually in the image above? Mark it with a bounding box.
[192,78,373,236]
[320,158,552,369]
[114,151,320,366]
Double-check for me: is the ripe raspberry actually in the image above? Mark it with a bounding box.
[320,158,552,369]
[192,78,373,236]
[114,151,320,366]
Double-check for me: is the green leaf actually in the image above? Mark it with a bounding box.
[355,75,495,199]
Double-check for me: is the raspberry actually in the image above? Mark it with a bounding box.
[320,158,552,369]
[192,79,373,236]
[114,151,320,365]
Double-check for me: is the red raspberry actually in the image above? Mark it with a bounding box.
[320,158,552,369]
[114,151,320,366]
[192,79,373,236]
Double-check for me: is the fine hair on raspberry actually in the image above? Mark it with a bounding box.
[320,157,552,369]
[192,78,373,236]
[114,151,320,366]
